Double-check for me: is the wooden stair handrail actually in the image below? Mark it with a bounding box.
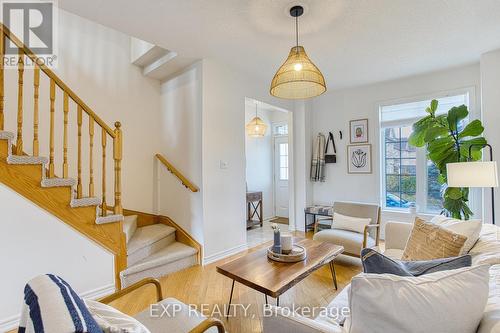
[156,153,199,192]
[0,23,115,137]
[0,22,125,287]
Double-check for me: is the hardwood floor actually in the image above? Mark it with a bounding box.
[9,231,362,333]
[110,231,361,333]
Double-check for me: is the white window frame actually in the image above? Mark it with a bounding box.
[272,121,289,137]
[378,87,480,217]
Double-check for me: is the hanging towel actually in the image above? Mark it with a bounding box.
[311,133,326,182]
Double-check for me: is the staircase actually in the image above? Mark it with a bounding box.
[120,215,198,287]
[0,23,200,289]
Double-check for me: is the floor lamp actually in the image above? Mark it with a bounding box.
[446,144,498,224]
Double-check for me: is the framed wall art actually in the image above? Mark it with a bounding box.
[349,118,369,143]
[347,144,372,174]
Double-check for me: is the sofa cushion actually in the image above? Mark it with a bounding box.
[331,212,371,234]
[134,298,217,333]
[477,264,500,333]
[361,248,471,276]
[470,224,500,266]
[264,305,345,333]
[85,299,149,333]
[382,248,404,260]
[313,229,375,256]
[345,265,490,333]
[315,285,352,327]
[431,215,482,254]
[402,217,467,261]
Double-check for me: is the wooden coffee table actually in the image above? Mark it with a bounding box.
[216,237,344,317]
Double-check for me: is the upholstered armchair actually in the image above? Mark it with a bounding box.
[100,278,225,333]
[313,202,381,257]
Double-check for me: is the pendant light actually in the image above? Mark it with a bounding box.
[270,5,326,99]
[246,103,267,137]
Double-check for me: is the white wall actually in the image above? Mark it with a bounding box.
[293,100,313,231]
[310,64,481,230]
[2,9,162,213]
[158,63,204,243]
[201,58,293,262]
[480,49,500,224]
[0,184,114,331]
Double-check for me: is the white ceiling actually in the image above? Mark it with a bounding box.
[59,0,500,90]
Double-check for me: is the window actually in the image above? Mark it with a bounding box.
[384,126,417,208]
[273,122,288,136]
[380,91,472,214]
[279,143,289,180]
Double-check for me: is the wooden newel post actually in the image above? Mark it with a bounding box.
[113,121,123,215]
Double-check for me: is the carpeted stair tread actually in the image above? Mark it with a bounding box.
[123,215,138,243]
[0,131,15,140]
[127,224,176,256]
[7,155,48,165]
[122,241,198,276]
[95,214,124,225]
[70,196,101,208]
[41,177,76,187]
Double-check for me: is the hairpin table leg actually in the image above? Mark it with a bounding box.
[226,280,235,318]
[329,261,338,290]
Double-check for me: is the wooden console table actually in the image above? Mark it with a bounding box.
[246,191,263,229]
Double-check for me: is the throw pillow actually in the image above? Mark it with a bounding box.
[344,265,490,333]
[85,299,150,333]
[332,212,371,234]
[431,215,482,254]
[402,217,467,260]
[361,248,471,276]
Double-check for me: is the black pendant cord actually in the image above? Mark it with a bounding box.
[295,14,299,53]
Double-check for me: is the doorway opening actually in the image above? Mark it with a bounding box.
[244,97,293,248]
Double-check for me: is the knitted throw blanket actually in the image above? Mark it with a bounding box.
[18,274,103,333]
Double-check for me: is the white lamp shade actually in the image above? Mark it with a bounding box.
[447,161,499,188]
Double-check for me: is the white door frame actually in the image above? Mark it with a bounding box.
[273,135,289,218]
[272,117,294,231]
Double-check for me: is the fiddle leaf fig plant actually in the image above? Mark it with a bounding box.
[408,99,486,219]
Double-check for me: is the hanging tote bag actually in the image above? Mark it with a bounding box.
[324,132,337,164]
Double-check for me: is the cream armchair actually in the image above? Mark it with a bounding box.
[100,278,225,333]
[313,202,381,257]
[380,221,413,259]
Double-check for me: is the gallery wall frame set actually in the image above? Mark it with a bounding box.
[349,118,369,144]
[347,144,372,174]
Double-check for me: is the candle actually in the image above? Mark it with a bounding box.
[281,234,293,254]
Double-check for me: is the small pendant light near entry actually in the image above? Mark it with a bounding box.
[246,103,267,137]
[270,5,326,99]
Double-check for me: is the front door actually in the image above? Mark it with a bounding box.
[274,136,289,218]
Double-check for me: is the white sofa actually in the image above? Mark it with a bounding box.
[263,222,500,333]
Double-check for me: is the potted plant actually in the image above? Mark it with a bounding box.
[408,99,486,219]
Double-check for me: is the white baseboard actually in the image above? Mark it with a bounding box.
[203,243,248,265]
[0,283,115,332]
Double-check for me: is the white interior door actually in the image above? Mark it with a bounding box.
[274,136,289,218]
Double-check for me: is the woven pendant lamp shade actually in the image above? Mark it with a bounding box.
[270,46,326,99]
[246,116,267,137]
